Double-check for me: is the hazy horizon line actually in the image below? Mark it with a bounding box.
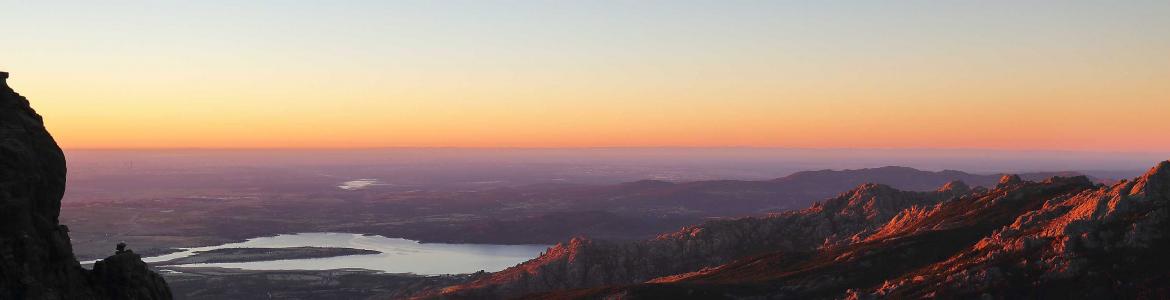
[59,146,1170,155]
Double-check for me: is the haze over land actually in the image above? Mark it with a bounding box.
[63,148,1163,184]
[59,148,1157,262]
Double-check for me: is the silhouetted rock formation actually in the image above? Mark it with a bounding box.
[91,251,171,299]
[0,71,172,299]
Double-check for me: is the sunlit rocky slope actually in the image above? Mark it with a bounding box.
[437,161,1170,299]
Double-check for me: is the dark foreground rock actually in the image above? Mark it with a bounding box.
[0,71,172,299]
[91,252,172,299]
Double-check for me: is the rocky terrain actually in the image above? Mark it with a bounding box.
[439,180,975,298]
[0,71,171,299]
[857,162,1170,299]
[437,161,1170,299]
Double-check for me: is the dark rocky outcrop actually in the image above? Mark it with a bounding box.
[0,71,171,299]
[91,252,171,299]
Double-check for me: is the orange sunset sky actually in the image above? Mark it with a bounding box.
[2,1,1169,151]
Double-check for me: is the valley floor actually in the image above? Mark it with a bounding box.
[162,267,475,300]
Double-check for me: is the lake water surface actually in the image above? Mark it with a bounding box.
[143,232,548,275]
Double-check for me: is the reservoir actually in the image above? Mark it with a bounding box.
[141,232,548,275]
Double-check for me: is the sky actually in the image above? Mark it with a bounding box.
[2,1,1169,151]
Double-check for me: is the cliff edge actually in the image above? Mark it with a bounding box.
[0,71,171,299]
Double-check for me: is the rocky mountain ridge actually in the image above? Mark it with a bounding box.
[860,161,1170,298]
[375,165,1089,248]
[437,160,1170,299]
[438,179,974,298]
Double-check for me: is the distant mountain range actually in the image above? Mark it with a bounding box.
[421,167,1093,244]
[434,161,1170,299]
[555,166,1089,215]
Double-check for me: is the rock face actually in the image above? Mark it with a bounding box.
[439,182,973,298]
[90,252,172,299]
[864,161,1170,299]
[0,71,172,299]
[439,161,1170,299]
